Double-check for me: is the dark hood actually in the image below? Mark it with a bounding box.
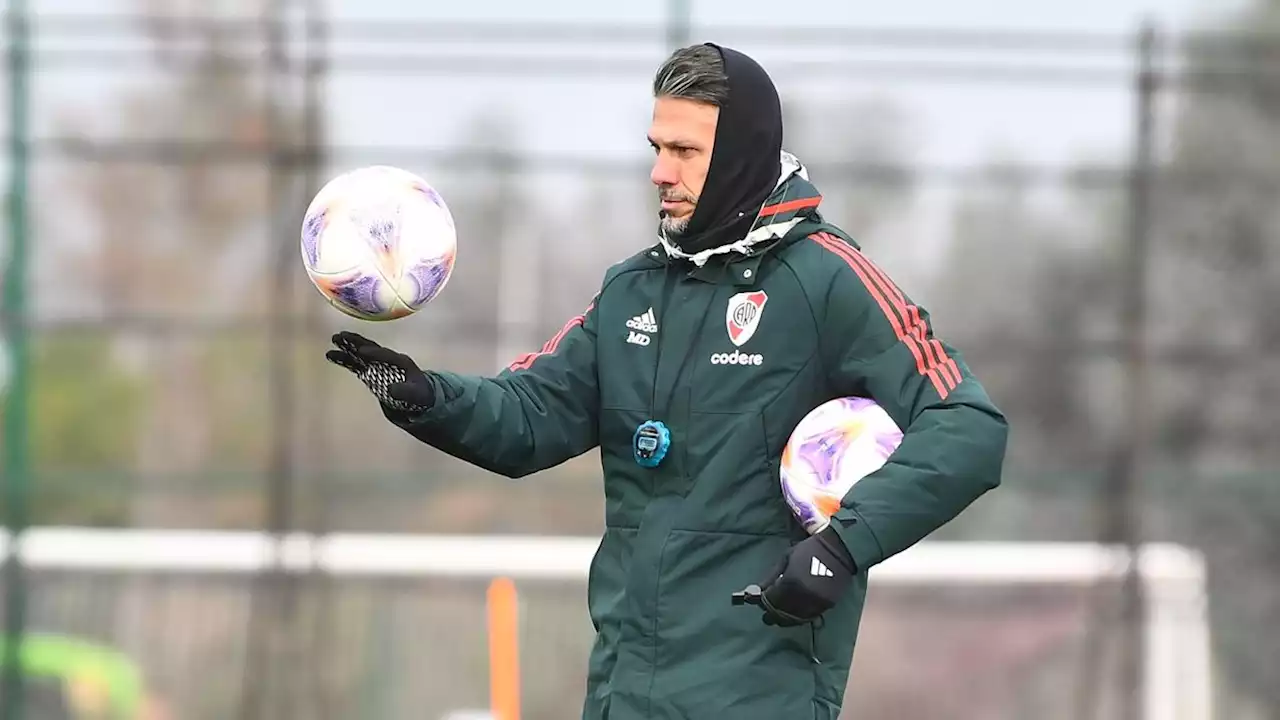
[659,151,823,266]
[664,43,785,256]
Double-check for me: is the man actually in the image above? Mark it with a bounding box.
[328,43,1008,720]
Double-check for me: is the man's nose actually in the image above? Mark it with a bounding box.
[651,154,678,187]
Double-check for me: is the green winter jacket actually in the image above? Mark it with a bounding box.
[391,157,1008,719]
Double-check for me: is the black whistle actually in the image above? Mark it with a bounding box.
[731,584,764,607]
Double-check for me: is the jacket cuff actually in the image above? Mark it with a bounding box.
[829,508,885,572]
[382,372,460,428]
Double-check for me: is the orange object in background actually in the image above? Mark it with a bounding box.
[487,577,521,720]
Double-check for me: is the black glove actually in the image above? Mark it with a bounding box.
[325,331,435,413]
[757,526,856,627]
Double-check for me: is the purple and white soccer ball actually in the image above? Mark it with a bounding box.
[780,396,904,535]
[301,165,457,321]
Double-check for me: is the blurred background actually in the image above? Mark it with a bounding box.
[2,0,1279,718]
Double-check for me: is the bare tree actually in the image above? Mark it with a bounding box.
[44,0,317,528]
[1148,2,1280,713]
[783,94,919,241]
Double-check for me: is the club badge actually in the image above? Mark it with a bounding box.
[726,290,768,347]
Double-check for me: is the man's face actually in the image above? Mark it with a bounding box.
[648,96,718,237]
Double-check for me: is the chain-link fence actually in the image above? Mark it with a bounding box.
[2,3,1279,719]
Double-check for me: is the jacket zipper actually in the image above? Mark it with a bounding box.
[648,265,679,414]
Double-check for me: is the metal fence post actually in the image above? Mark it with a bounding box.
[666,0,692,50]
[1075,21,1159,720]
[239,5,300,717]
[1,2,33,719]
[296,5,333,718]
[1113,21,1158,720]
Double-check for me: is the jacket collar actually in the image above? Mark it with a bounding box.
[656,151,822,269]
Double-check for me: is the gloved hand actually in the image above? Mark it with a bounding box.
[325,331,436,413]
[757,526,856,627]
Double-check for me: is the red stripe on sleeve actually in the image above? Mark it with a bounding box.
[810,233,956,399]
[837,242,963,391]
[507,301,594,372]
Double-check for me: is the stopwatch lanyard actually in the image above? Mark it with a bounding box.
[654,261,723,419]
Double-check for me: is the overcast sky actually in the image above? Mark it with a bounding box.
[26,0,1235,167]
[312,0,1232,166]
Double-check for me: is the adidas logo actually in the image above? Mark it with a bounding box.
[626,308,658,333]
[810,557,835,578]
[627,308,657,346]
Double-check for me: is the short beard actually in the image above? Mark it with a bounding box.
[658,187,697,239]
[659,211,691,238]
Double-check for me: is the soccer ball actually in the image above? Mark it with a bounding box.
[780,396,904,535]
[300,165,457,321]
